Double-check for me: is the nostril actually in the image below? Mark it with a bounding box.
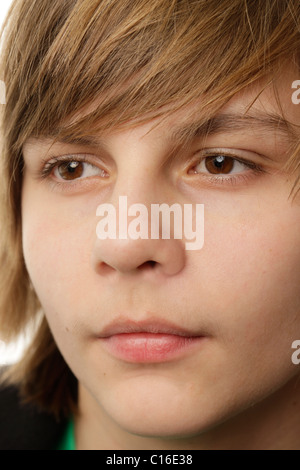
[138,260,157,270]
[96,262,116,275]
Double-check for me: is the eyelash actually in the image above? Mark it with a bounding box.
[38,151,266,191]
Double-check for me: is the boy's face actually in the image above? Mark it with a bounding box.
[22,64,300,441]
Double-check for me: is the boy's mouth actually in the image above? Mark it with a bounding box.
[97,319,207,363]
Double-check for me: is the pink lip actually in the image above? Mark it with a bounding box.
[98,319,207,363]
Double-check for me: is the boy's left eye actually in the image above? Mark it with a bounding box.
[192,155,251,175]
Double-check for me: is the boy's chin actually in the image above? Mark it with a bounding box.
[96,379,229,440]
[106,402,209,440]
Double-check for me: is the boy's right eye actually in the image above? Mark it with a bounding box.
[40,155,109,182]
[54,161,105,181]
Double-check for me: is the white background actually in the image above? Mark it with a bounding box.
[0,0,13,29]
[0,0,26,365]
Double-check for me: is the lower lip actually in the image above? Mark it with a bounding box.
[100,333,204,363]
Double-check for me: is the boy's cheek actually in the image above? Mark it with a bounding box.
[21,203,94,323]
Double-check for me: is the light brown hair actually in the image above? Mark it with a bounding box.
[0,0,300,418]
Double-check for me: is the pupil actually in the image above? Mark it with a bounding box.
[214,156,225,168]
[68,162,80,172]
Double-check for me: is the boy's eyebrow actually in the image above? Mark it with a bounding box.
[47,110,294,147]
[171,111,294,142]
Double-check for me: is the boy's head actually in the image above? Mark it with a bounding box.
[1,0,300,444]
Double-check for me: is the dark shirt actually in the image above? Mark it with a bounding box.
[0,383,67,450]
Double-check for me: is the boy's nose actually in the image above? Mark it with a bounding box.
[90,124,187,277]
[91,236,185,276]
[91,186,186,277]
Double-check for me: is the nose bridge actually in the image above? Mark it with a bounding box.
[112,172,159,209]
[111,133,166,207]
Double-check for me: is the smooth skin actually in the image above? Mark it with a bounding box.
[22,64,300,449]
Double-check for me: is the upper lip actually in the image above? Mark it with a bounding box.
[98,318,204,338]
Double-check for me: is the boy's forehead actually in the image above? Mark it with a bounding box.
[224,64,299,123]
[28,62,299,149]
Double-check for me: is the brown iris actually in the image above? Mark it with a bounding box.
[58,161,84,180]
[205,156,234,174]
